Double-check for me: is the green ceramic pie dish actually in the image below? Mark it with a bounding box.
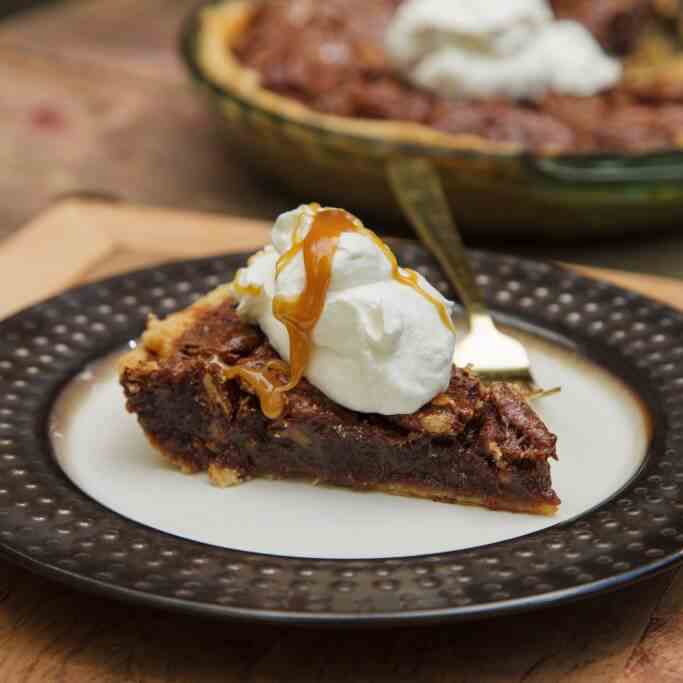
[180,0,683,240]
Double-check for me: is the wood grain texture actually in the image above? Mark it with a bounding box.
[0,0,294,239]
[0,42,290,239]
[0,0,198,83]
[621,571,683,682]
[573,266,683,312]
[0,199,269,317]
[0,199,681,682]
[0,560,676,683]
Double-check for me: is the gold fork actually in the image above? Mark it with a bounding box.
[387,157,559,399]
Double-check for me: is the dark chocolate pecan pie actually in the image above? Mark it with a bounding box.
[120,285,560,515]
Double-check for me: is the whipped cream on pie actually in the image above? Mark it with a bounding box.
[385,0,622,100]
[230,205,456,416]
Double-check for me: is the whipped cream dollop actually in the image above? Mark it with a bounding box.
[385,0,622,101]
[230,205,457,415]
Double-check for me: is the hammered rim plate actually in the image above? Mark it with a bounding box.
[1,244,682,625]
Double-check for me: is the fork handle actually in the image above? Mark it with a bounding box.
[387,157,489,320]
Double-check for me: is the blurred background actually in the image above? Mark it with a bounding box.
[1,0,683,278]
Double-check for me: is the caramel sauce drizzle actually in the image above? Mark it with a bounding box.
[213,360,286,420]
[231,279,262,297]
[221,207,454,419]
[358,229,456,335]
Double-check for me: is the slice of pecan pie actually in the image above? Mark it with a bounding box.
[120,285,560,515]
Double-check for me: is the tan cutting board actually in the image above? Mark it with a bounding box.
[1,198,682,319]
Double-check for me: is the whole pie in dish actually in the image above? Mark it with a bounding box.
[196,0,683,153]
[120,206,559,515]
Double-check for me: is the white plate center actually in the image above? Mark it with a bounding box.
[50,331,649,559]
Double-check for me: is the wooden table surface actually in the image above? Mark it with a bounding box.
[0,199,681,682]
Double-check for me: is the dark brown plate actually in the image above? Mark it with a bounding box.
[0,244,682,624]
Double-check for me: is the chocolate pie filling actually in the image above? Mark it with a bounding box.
[121,294,559,515]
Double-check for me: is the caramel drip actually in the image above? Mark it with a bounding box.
[213,361,286,420]
[223,206,455,419]
[272,208,348,390]
[355,227,456,334]
[231,278,262,297]
[274,204,317,279]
